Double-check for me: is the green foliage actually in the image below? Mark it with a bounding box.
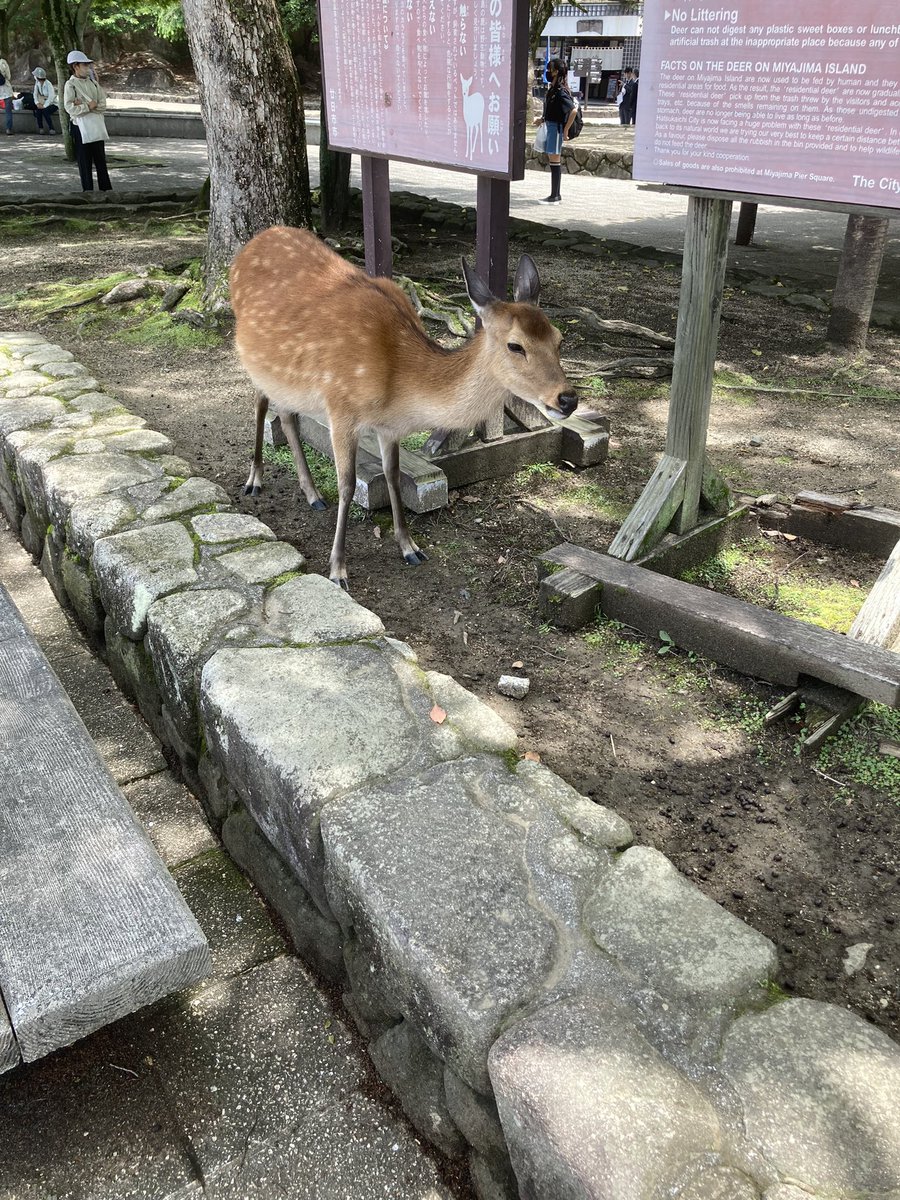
[816,705,900,798]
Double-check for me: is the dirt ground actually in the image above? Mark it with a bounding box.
[3,206,899,1042]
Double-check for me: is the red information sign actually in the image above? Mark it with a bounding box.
[634,0,900,208]
[318,0,526,179]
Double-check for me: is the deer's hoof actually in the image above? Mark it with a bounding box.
[403,549,428,566]
[243,484,262,497]
[331,576,350,592]
[310,498,328,511]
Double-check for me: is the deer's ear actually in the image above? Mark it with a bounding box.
[461,258,495,316]
[513,254,541,304]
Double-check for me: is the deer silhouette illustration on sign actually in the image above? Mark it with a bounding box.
[460,75,485,160]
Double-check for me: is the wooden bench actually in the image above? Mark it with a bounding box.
[0,585,210,1071]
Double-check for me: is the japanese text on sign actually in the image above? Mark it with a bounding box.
[319,0,523,177]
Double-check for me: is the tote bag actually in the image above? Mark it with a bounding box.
[78,111,108,144]
[534,123,548,153]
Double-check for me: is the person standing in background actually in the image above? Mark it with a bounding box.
[0,56,13,135]
[32,68,59,134]
[622,68,639,126]
[63,50,112,193]
[534,57,578,205]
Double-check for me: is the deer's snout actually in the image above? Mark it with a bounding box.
[555,392,578,418]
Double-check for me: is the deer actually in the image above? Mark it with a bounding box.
[230,226,577,591]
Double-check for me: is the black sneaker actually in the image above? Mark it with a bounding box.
[538,196,562,204]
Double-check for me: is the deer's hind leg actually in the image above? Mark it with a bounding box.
[243,390,268,496]
[377,433,427,567]
[280,411,327,510]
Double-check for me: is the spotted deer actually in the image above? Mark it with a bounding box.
[230,227,577,590]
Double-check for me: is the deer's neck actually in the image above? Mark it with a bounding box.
[392,328,506,434]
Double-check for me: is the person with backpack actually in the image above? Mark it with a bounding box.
[534,57,578,205]
[0,57,13,135]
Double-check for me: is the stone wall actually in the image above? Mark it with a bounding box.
[525,142,633,179]
[2,331,898,1200]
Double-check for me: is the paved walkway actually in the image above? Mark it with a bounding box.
[0,522,458,1199]
[2,117,897,302]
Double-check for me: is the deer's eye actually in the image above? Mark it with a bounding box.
[507,342,526,357]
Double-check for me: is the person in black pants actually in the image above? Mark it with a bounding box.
[31,68,59,134]
[621,68,639,126]
[63,50,112,193]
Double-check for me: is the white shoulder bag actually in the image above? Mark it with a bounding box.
[78,111,108,144]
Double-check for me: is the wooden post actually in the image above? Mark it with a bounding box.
[476,175,511,300]
[735,202,757,246]
[667,194,732,533]
[474,175,512,439]
[361,155,392,278]
[609,194,731,559]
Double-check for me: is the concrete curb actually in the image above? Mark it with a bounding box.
[2,332,898,1200]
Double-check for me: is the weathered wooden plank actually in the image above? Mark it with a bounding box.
[0,587,210,1063]
[757,500,900,559]
[608,454,686,562]
[504,395,549,431]
[848,537,900,648]
[539,567,603,629]
[560,411,610,468]
[432,426,564,489]
[701,458,731,516]
[295,416,448,514]
[536,544,900,706]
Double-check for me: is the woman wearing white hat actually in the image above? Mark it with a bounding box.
[63,50,112,192]
[0,54,13,135]
[32,68,59,135]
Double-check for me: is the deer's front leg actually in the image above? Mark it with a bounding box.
[377,433,427,567]
[329,418,360,591]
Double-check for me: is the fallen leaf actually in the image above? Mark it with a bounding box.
[430,704,447,724]
[497,555,508,564]
[452,610,462,624]
[783,532,798,542]
[373,526,382,539]
[463,495,480,505]
[523,750,541,763]
[512,660,524,669]
[850,579,861,588]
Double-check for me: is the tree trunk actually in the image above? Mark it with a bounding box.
[40,0,77,162]
[319,94,351,232]
[1,9,8,62]
[181,0,311,301]
[826,214,890,353]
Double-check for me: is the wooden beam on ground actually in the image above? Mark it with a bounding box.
[756,495,900,559]
[296,415,448,513]
[539,566,603,628]
[536,543,900,707]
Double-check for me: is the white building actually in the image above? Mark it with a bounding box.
[538,2,643,105]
